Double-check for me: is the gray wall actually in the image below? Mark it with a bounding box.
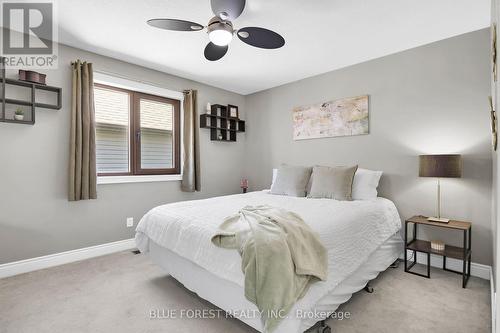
[0,42,246,264]
[244,29,493,265]
[1,29,493,267]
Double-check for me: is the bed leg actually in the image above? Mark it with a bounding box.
[364,282,374,293]
[317,320,331,333]
[390,259,400,268]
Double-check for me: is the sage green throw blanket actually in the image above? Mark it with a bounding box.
[211,205,328,332]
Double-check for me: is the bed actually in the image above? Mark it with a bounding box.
[135,190,403,333]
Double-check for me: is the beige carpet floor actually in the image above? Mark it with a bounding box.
[0,250,491,333]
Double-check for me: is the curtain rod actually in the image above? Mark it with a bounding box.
[91,68,186,94]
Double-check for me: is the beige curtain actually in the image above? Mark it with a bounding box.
[69,60,97,201]
[181,90,201,192]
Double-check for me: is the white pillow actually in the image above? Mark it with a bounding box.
[352,168,383,200]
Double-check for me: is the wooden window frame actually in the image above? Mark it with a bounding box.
[95,83,181,177]
[132,91,181,175]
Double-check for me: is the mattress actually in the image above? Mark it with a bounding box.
[135,190,402,332]
[148,232,403,332]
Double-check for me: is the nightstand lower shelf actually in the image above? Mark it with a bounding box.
[406,239,468,260]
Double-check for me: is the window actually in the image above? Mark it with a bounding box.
[94,83,181,177]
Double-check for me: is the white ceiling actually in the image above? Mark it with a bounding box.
[57,0,490,95]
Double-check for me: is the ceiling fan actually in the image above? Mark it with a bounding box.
[147,0,285,61]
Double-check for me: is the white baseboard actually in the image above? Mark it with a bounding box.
[400,250,491,280]
[0,238,136,279]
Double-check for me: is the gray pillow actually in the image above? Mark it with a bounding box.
[270,165,312,197]
[307,165,358,200]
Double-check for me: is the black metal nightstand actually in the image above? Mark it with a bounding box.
[404,215,472,288]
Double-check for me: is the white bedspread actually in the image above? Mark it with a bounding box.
[135,191,401,314]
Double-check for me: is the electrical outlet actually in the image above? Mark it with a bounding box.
[126,217,134,228]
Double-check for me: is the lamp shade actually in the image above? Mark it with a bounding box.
[419,154,462,178]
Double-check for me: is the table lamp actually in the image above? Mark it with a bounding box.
[419,154,462,223]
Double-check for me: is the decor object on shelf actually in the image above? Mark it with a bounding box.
[228,104,239,118]
[14,108,24,121]
[200,104,245,142]
[430,240,445,251]
[146,0,285,62]
[240,178,248,193]
[206,102,211,114]
[18,69,47,85]
[490,96,497,151]
[292,95,369,140]
[419,154,462,223]
[0,57,62,126]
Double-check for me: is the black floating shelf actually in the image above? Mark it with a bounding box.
[200,104,245,142]
[201,125,238,132]
[0,57,62,125]
[1,118,35,125]
[5,98,32,106]
[35,102,60,110]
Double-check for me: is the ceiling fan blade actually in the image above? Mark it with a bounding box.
[147,19,204,31]
[237,27,285,49]
[204,42,228,61]
[210,0,246,20]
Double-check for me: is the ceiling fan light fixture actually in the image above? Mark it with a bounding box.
[209,29,233,46]
[207,17,233,46]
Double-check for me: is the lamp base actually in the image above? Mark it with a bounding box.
[427,216,450,223]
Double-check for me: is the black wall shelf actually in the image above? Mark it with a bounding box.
[200,104,245,142]
[0,57,62,125]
